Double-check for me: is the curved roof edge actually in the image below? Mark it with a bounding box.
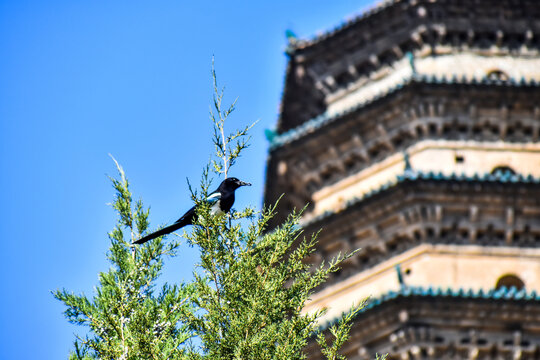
[303,169,540,227]
[269,74,540,151]
[319,284,540,332]
[289,0,401,53]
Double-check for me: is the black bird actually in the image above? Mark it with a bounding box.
[133,177,251,245]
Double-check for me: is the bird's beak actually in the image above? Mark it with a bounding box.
[239,181,251,187]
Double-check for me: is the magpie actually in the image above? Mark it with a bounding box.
[133,177,251,245]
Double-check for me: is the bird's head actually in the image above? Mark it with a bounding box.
[222,177,251,190]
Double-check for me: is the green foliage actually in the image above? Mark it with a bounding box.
[180,66,365,359]
[54,157,195,359]
[55,66,379,360]
[182,191,357,359]
[316,301,370,360]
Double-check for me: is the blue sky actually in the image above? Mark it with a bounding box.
[0,0,372,358]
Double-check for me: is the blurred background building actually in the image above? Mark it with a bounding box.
[264,0,540,358]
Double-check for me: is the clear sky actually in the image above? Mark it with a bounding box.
[0,0,372,358]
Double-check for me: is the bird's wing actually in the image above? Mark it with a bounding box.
[133,192,223,245]
[170,193,220,226]
[174,205,197,224]
[206,192,223,214]
[206,191,221,204]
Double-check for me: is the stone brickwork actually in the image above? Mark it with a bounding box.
[302,173,540,289]
[266,80,540,228]
[306,288,540,360]
[277,0,540,132]
[264,0,540,358]
[310,140,540,218]
[304,244,540,324]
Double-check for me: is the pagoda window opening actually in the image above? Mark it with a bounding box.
[420,205,428,218]
[477,338,488,346]
[359,255,369,265]
[368,145,384,160]
[387,235,400,251]
[415,125,423,137]
[491,166,516,176]
[457,123,468,135]
[402,40,421,54]
[450,119,460,138]
[486,69,509,82]
[476,34,489,48]
[320,169,333,182]
[428,123,438,136]
[343,155,361,171]
[379,51,395,67]
[490,123,500,136]
[502,337,531,347]
[512,230,532,244]
[440,228,449,240]
[392,135,404,147]
[476,229,485,241]
[354,61,374,78]
[495,274,524,290]
[485,223,495,241]
[335,71,352,88]
[343,158,355,171]
[521,225,532,242]
[442,123,452,137]
[458,31,469,43]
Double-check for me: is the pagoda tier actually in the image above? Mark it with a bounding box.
[305,286,540,360]
[265,78,540,229]
[279,0,540,132]
[302,170,540,289]
[264,0,540,358]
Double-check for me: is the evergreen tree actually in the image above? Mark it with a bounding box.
[55,64,384,360]
[53,157,195,359]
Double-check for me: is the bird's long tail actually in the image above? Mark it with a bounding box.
[132,220,187,245]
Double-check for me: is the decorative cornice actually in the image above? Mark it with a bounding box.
[288,0,539,55]
[302,169,540,227]
[319,285,540,331]
[270,74,540,151]
[289,0,400,52]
